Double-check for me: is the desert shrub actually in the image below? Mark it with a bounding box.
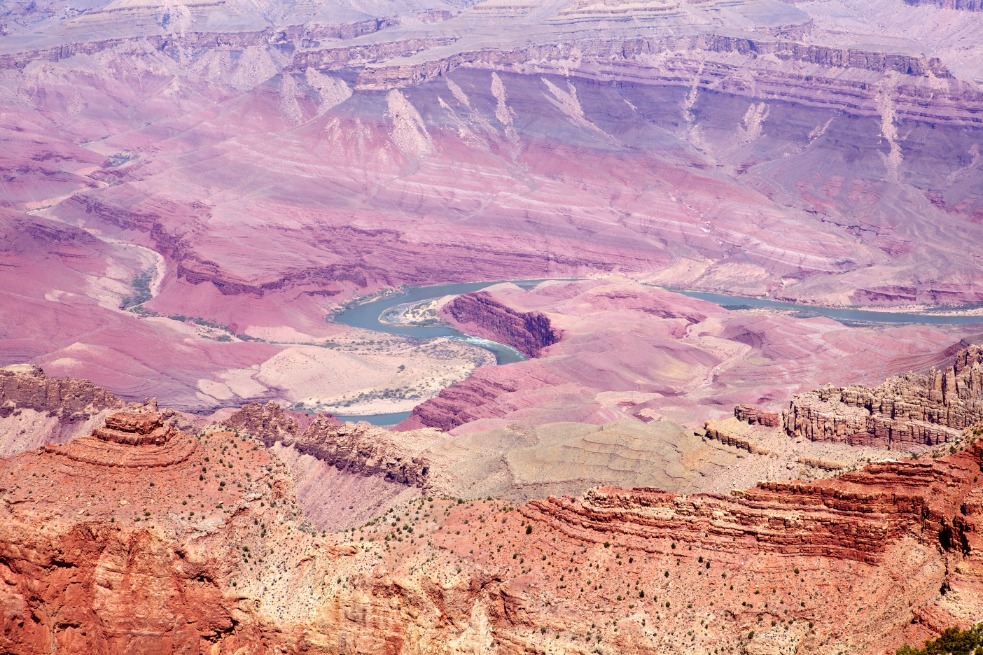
[897,623,983,655]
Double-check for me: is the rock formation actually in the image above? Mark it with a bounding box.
[703,418,772,455]
[734,403,781,428]
[0,365,201,457]
[0,364,124,456]
[0,412,323,654]
[398,364,569,432]
[226,401,433,487]
[784,345,983,448]
[0,364,121,418]
[441,291,560,357]
[92,411,175,446]
[3,365,983,653]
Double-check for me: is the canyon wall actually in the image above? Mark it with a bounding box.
[4,361,983,653]
[784,345,983,448]
[441,291,560,358]
[0,364,121,417]
[0,365,124,456]
[905,0,983,9]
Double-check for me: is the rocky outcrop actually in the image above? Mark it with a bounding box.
[93,411,175,446]
[904,0,983,9]
[49,411,197,468]
[226,402,431,486]
[797,455,848,471]
[703,418,771,454]
[0,366,198,456]
[398,365,568,432]
[0,364,122,417]
[783,345,983,448]
[222,400,310,444]
[734,403,780,427]
[442,291,560,358]
[0,365,127,456]
[0,413,330,654]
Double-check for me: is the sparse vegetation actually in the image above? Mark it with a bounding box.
[120,271,153,310]
[897,624,983,655]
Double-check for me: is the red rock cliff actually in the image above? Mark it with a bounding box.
[5,392,983,653]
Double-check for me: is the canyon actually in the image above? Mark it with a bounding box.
[3,0,983,651]
[2,0,983,413]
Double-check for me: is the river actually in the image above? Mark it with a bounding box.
[677,290,983,326]
[329,280,983,425]
[329,280,548,424]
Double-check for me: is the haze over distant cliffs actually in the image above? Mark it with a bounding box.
[2,0,983,410]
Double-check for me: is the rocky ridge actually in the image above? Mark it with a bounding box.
[0,365,196,457]
[784,345,983,448]
[225,401,434,487]
[703,418,771,455]
[0,364,121,419]
[905,0,983,9]
[0,364,124,456]
[734,403,781,428]
[3,354,983,651]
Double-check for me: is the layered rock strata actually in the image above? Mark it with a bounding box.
[50,411,196,468]
[225,402,433,487]
[784,345,983,448]
[905,0,983,9]
[397,365,569,432]
[3,390,983,652]
[734,403,781,427]
[441,291,560,358]
[0,365,126,456]
[92,411,175,446]
[703,418,772,455]
[0,364,122,418]
[0,415,323,654]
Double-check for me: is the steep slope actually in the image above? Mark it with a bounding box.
[0,410,334,653]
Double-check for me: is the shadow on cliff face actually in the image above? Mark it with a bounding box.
[442,291,560,358]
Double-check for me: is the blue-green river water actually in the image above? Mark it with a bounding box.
[330,281,983,425]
